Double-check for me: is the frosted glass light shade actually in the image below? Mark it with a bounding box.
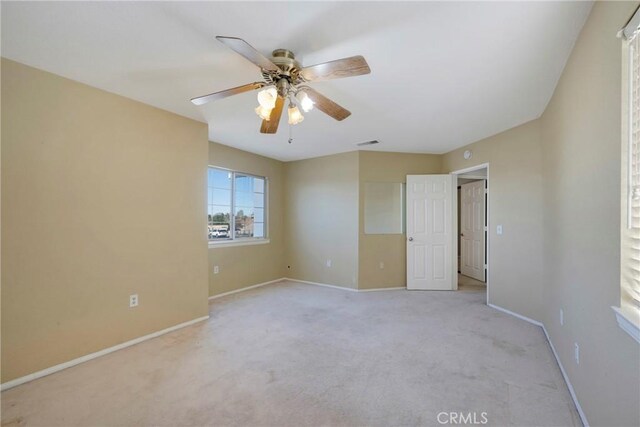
[288,105,304,125]
[255,105,272,121]
[257,87,277,109]
[296,91,314,112]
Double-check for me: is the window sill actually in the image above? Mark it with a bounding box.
[612,306,640,344]
[208,239,270,249]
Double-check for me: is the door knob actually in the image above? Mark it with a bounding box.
[408,237,414,241]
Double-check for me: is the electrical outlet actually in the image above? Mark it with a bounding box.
[129,294,139,308]
[379,262,385,269]
[574,343,580,364]
[326,259,332,268]
[496,225,503,235]
[213,266,219,274]
[560,309,564,326]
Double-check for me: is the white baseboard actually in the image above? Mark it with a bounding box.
[358,286,406,292]
[487,303,543,327]
[208,278,285,300]
[0,315,210,391]
[285,278,358,292]
[541,325,589,427]
[487,303,588,427]
[285,278,406,293]
[208,278,398,300]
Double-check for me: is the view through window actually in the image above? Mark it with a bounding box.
[208,167,266,241]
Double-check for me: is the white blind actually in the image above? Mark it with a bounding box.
[624,34,640,308]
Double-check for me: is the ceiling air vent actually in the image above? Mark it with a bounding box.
[356,140,379,146]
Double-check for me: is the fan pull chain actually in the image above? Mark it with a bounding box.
[288,123,293,144]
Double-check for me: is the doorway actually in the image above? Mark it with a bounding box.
[452,164,489,300]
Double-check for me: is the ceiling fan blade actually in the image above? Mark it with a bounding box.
[300,55,370,82]
[260,96,285,134]
[302,87,351,121]
[216,36,280,72]
[191,82,265,106]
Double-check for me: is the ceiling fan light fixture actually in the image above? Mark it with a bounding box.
[288,105,304,125]
[257,86,278,109]
[296,91,314,112]
[255,105,273,121]
[191,36,370,134]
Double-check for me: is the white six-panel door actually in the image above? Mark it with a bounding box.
[460,180,486,282]
[406,175,454,290]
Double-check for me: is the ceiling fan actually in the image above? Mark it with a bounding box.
[191,36,371,134]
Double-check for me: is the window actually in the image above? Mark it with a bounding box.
[625,26,640,310]
[207,167,267,243]
[616,10,640,343]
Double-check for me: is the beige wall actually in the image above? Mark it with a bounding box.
[443,3,640,424]
[208,142,285,297]
[358,151,441,289]
[3,2,639,421]
[539,2,640,425]
[1,59,209,382]
[284,152,359,289]
[442,120,545,320]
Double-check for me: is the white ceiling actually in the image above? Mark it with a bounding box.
[2,1,592,161]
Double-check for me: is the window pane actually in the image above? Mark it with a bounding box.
[235,192,253,209]
[253,178,265,194]
[209,168,231,189]
[253,192,264,208]
[235,174,251,193]
[208,168,233,241]
[254,207,264,223]
[210,188,231,206]
[233,174,266,239]
[254,223,264,238]
[235,207,255,238]
[208,205,231,240]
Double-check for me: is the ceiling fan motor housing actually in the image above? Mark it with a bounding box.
[270,49,301,83]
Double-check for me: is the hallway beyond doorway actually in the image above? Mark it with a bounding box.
[458,273,486,292]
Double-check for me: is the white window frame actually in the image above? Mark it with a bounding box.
[615,12,640,343]
[207,166,269,248]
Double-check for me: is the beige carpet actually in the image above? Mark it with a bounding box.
[1,280,580,427]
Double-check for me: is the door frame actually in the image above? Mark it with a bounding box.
[450,163,490,305]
